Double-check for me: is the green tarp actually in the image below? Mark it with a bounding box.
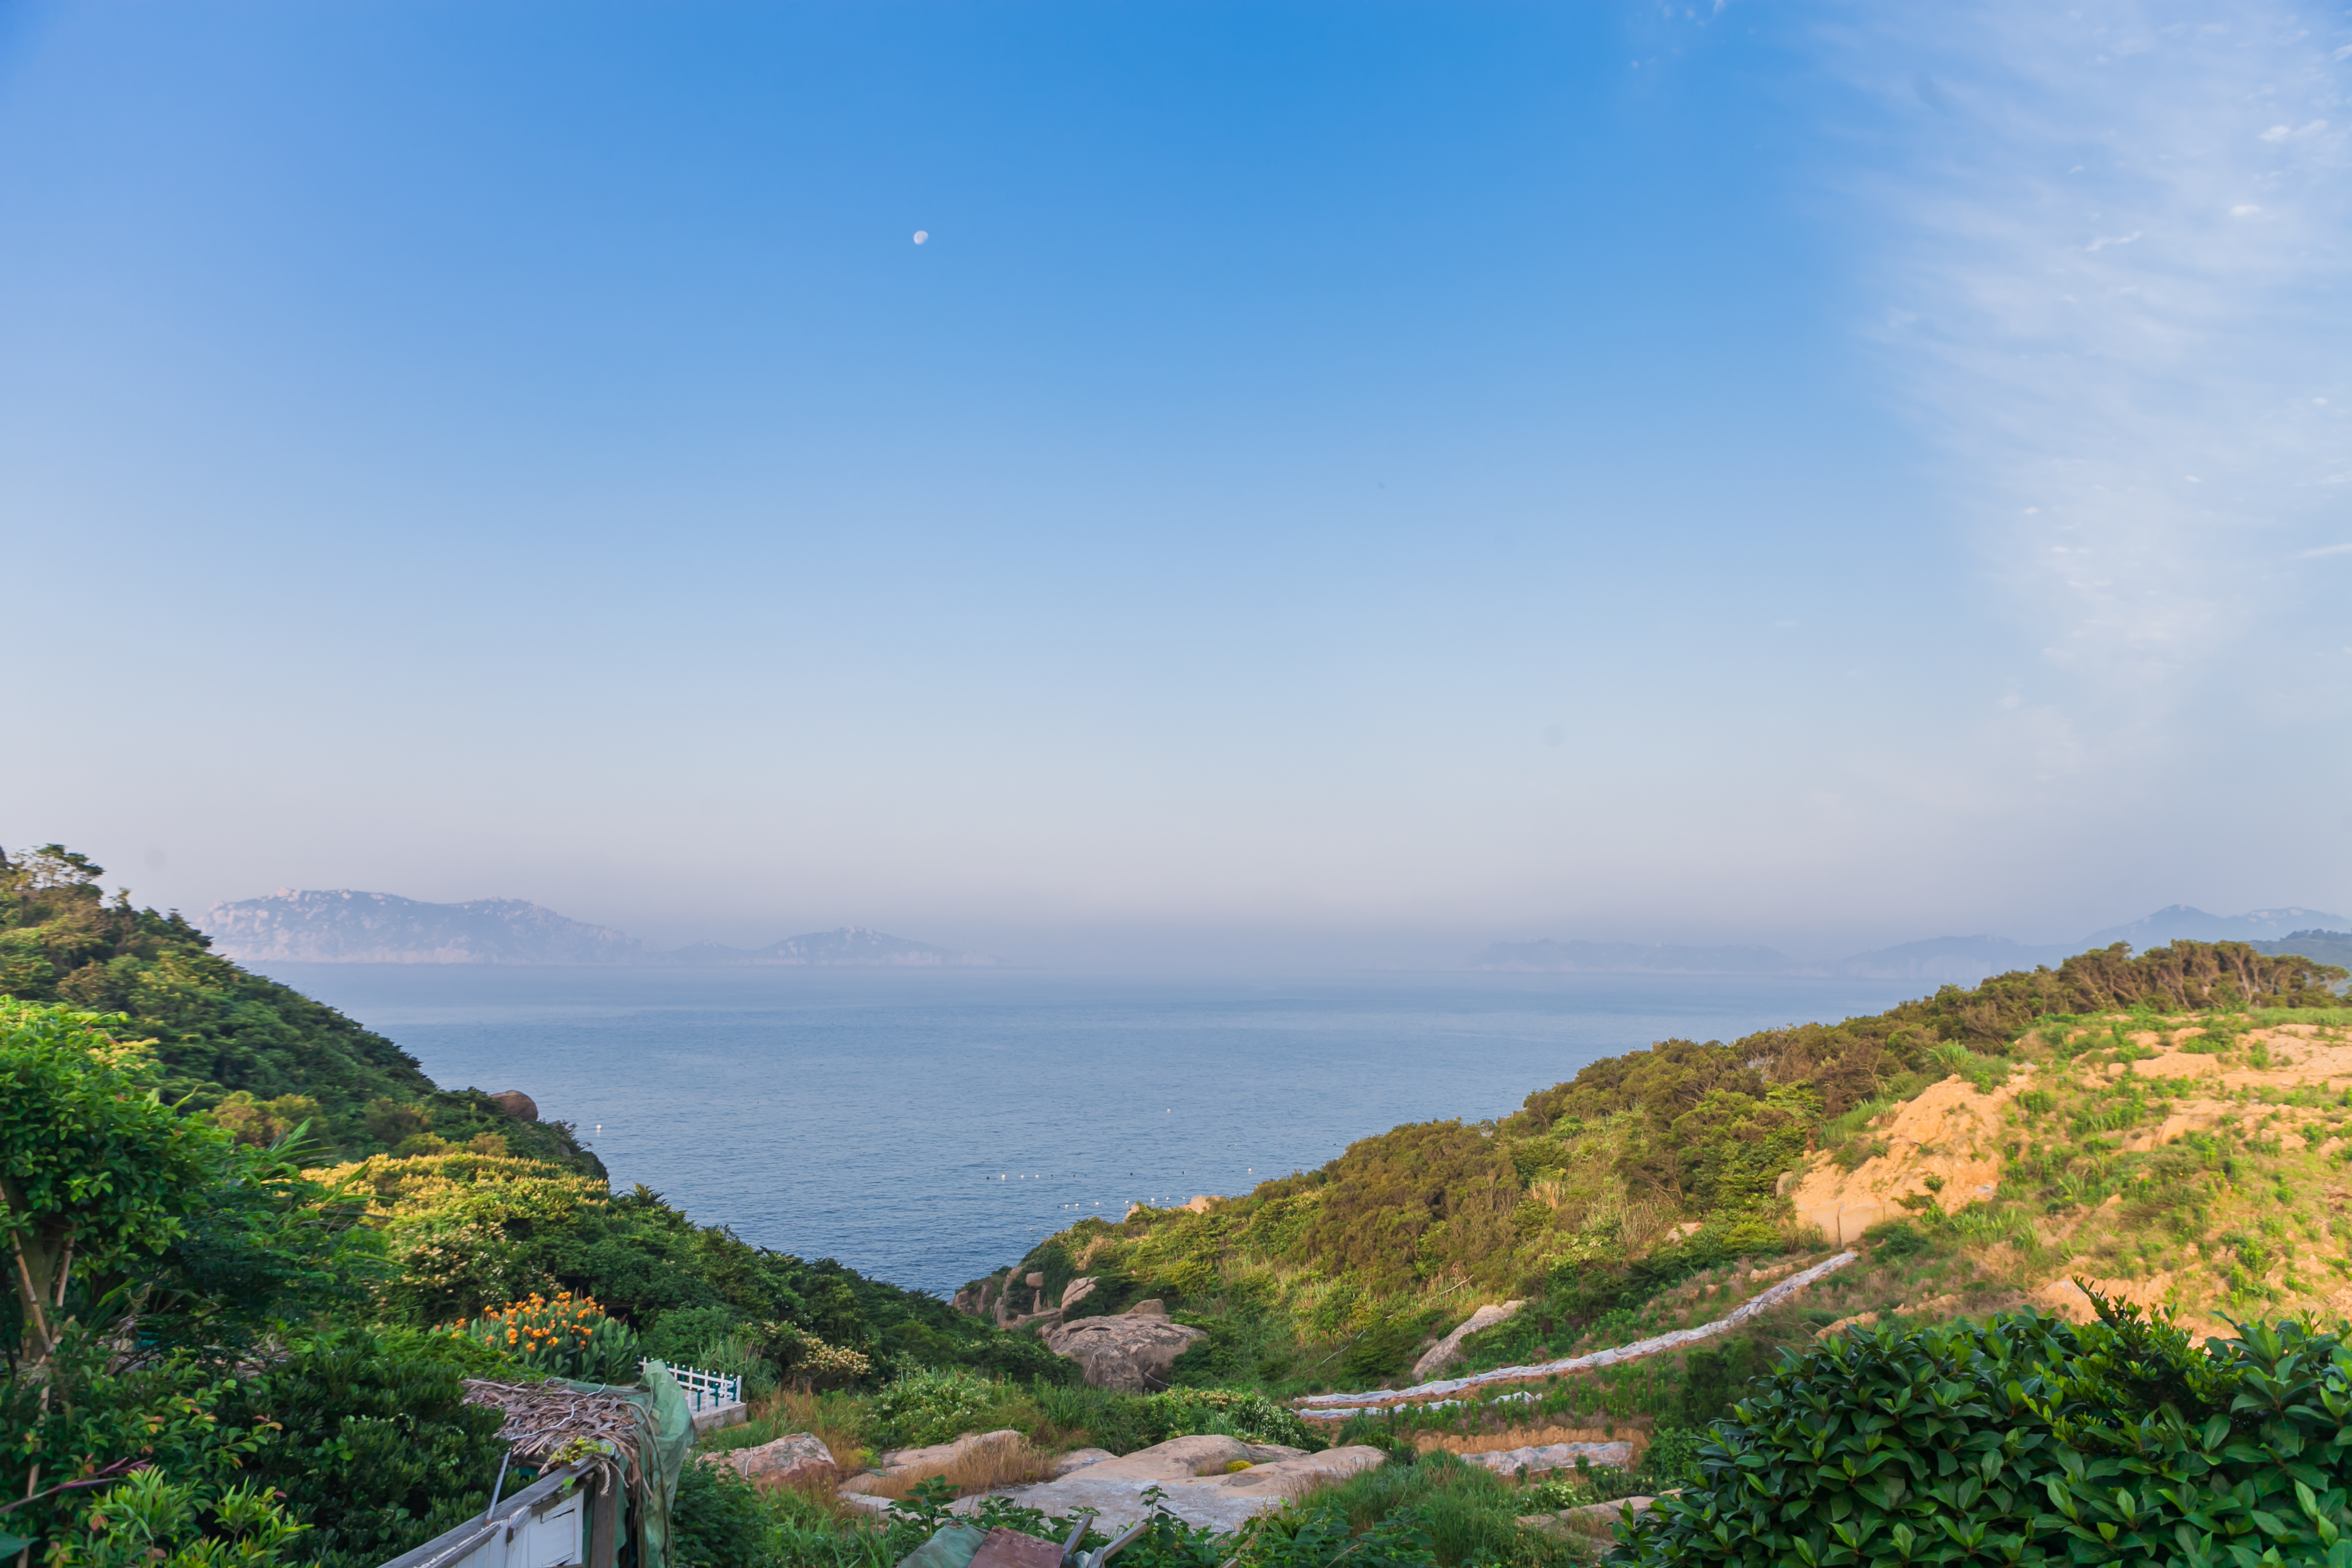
[558,1363,692,1568]
[898,1523,991,1568]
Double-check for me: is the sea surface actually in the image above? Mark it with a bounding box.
[251,966,1931,1296]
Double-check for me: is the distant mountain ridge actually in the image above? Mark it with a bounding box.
[205,889,647,964]
[1476,903,2352,984]
[202,890,995,967]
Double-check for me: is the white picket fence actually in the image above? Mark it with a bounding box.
[642,1359,740,1414]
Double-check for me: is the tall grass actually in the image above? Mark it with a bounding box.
[708,1385,877,1470]
[846,1432,1053,1500]
[1305,1452,1579,1568]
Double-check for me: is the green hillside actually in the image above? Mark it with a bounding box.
[0,843,598,1168]
[980,940,2350,1394]
[0,843,1066,1393]
[2258,927,2352,969]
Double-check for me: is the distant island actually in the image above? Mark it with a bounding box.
[202,888,998,967]
[1475,903,2352,984]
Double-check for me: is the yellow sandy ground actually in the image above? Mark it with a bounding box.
[1791,1018,2352,1335]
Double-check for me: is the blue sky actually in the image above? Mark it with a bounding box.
[4,1,2347,964]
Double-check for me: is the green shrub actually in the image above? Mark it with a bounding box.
[870,1367,1005,1447]
[1636,1425,1705,1491]
[1293,1450,1574,1567]
[458,1290,640,1383]
[1248,1503,1441,1568]
[1675,1338,1759,1428]
[1619,1305,2352,1568]
[668,1461,776,1568]
[1144,1388,1324,1450]
[1861,1218,1930,1258]
[642,1304,741,1365]
[44,1471,309,1568]
[219,1328,510,1568]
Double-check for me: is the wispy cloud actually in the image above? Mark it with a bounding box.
[1817,2,2352,690]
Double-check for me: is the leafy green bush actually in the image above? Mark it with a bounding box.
[871,1367,1003,1447]
[43,1471,309,1568]
[1248,1505,1441,1568]
[1289,1451,1577,1567]
[219,1328,510,1568]
[1620,1304,2352,1568]
[668,1460,776,1568]
[459,1290,640,1382]
[641,1304,741,1365]
[1143,1388,1324,1450]
[1861,1218,1930,1259]
[1676,1337,1761,1428]
[1636,1425,1705,1491]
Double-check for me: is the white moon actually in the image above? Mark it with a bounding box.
[912,230,929,244]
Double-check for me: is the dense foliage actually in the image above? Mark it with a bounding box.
[1622,1301,2352,1568]
[986,941,2348,1395]
[1,1000,400,1566]
[0,845,598,1170]
[317,1149,1073,1384]
[43,1471,311,1568]
[214,1329,512,1568]
[458,1290,640,1381]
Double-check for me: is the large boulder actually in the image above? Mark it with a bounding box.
[955,1436,1385,1533]
[1040,1307,1205,1390]
[705,1433,836,1486]
[1457,1439,1635,1477]
[1411,1300,1525,1381]
[839,1429,1028,1495]
[489,1090,539,1121]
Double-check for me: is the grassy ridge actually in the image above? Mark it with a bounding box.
[0,843,600,1169]
[0,845,1067,1395]
[982,941,2347,1394]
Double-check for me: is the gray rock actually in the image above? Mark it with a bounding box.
[1520,1495,1664,1533]
[840,1430,1028,1495]
[1048,1448,1116,1478]
[1457,1441,1634,1477]
[1040,1313,1204,1390]
[1411,1301,1525,1381]
[705,1432,836,1486]
[958,1439,1386,1533]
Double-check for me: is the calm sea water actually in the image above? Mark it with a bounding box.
[252,966,1927,1296]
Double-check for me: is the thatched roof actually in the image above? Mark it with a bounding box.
[462,1378,649,1494]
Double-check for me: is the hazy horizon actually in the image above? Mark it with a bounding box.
[6,1,2347,963]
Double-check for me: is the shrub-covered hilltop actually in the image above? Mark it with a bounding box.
[976,940,2351,1394]
[0,844,596,1168]
[13,858,2352,1568]
[0,847,1085,1568]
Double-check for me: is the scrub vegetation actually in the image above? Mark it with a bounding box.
[986,941,2347,1401]
[12,836,2352,1568]
[0,844,598,1170]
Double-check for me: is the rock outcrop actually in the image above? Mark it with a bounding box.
[954,1435,1384,1533]
[1040,1303,1205,1390]
[705,1433,836,1486]
[1522,1494,1668,1532]
[490,1090,539,1121]
[1457,1440,1634,1477]
[838,1429,1027,1495]
[1410,1300,1524,1381]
